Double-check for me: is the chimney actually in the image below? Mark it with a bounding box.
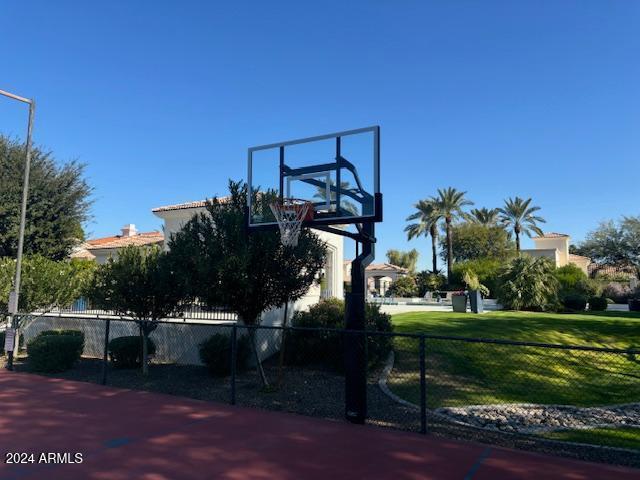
[121,224,137,237]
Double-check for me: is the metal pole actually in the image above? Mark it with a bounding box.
[1,90,34,371]
[13,100,35,309]
[345,222,375,424]
[101,319,111,385]
[419,335,427,434]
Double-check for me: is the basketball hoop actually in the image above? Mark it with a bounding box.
[269,198,313,247]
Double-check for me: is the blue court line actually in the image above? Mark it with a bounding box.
[1,415,211,480]
[464,447,492,480]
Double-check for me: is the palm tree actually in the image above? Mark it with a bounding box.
[405,199,442,273]
[466,207,499,225]
[432,188,473,280]
[313,180,359,216]
[497,197,545,251]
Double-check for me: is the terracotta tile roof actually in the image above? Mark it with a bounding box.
[365,263,409,273]
[533,232,569,239]
[86,232,164,251]
[86,235,121,247]
[344,261,409,273]
[152,196,230,213]
[69,246,96,260]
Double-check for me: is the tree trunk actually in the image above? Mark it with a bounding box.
[430,225,438,273]
[249,326,269,388]
[277,300,289,387]
[446,217,453,281]
[140,323,149,376]
[515,228,521,252]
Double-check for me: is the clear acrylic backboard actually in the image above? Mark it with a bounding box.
[247,126,380,229]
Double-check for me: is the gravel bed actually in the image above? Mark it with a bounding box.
[4,355,640,468]
[436,404,640,434]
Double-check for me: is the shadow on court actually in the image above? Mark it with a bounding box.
[0,370,637,480]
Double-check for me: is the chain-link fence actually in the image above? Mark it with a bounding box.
[10,315,640,451]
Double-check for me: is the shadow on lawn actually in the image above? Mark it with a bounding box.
[390,333,640,409]
[394,310,640,351]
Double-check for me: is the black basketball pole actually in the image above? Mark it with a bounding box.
[345,221,374,424]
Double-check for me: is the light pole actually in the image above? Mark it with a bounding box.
[0,89,35,371]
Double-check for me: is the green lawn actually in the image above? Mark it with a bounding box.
[540,427,640,451]
[388,310,640,408]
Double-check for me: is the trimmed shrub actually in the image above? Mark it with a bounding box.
[199,333,250,376]
[555,264,587,287]
[0,331,4,355]
[108,336,156,369]
[38,329,85,341]
[365,303,394,365]
[286,299,393,371]
[562,294,587,312]
[386,276,418,297]
[27,334,84,372]
[588,296,608,311]
[555,264,600,301]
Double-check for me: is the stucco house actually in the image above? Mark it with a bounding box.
[521,232,591,274]
[152,199,344,323]
[343,261,409,297]
[74,224,164,264]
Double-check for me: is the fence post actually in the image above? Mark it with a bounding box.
[101,318,110,385]
[419,334,426,434]
[230,324,237,405]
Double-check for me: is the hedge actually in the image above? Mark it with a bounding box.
[27,333,84,372]
[199,333,250,376]
[285,298,393,372]
[108,336,156,369]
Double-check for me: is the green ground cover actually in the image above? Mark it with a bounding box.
[388,311,640,408]
[540,427,640,451]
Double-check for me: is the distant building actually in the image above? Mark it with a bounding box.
[79,224,164,264]
[521,232,591,274]
[343,261,409,297]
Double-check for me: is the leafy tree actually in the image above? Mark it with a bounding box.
[439,223,515,263]
[432,188,473,281]
[386,248,419,273]
[87,245,183,375]
[0,136,92,260]
[415,270,446,297]
[466,207,499,225]
[405,199,442,273]
[0,255,94,352]
[497,197,545,251]
[167,180,326,386]
[386,275,418,298]
[0,256,94,316]
[574,217,640,277]
[449,258,504,297]
[496,256,558,311]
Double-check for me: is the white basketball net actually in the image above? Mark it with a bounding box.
[269,199,311,247]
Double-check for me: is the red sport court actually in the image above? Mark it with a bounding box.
[0,370,637,480]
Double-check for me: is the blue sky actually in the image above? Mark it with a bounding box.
[1,1,638,270]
